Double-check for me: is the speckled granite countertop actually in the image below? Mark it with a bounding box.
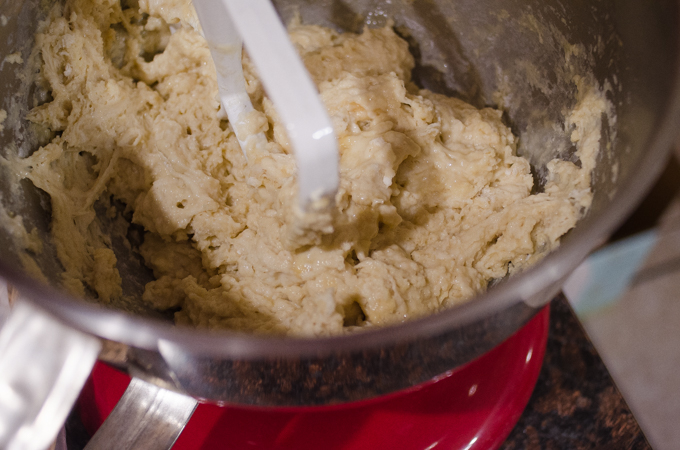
[501,294,650,449]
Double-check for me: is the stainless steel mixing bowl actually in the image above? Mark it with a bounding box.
[0,0,678,410]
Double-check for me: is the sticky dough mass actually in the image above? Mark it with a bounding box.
[20,0,602,336]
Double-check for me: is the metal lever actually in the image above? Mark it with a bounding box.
[84,378,198,450]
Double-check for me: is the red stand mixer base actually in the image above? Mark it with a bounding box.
[78,306,549,450]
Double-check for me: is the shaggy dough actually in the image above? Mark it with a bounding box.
[16,0,604,335]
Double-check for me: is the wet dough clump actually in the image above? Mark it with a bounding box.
[16,0,603,335]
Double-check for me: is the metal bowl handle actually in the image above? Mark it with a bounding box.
[84,377,198,450]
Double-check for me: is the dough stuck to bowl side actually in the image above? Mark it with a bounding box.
[3,0,608,336]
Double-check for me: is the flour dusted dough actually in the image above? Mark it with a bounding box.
[17,0,604,335]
